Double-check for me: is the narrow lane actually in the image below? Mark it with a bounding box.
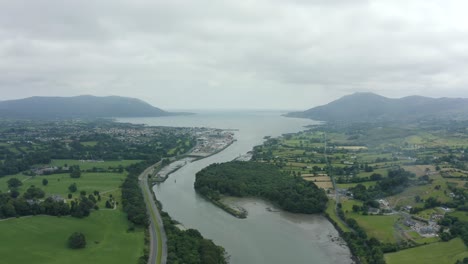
[139,163,167,264]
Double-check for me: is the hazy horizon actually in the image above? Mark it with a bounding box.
[3,92,468,112]
[1,1,468,109]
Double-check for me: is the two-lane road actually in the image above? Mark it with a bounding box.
[139,163,167,264]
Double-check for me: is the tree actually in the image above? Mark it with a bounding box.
[70,170,81,179]
[9,189,20,198]
[352,204,361,213]
[70,165,81,178]
[370,173,383,181]
[1,202,16,217]
[7,178,22,189]
[415,195,422,203]
[42,178,48,186]
[68,183,77,193]
[68,232,86,249]
[23,186,45,199]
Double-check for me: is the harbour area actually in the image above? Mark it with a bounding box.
[149,128,236,182]
[189,129,236,157]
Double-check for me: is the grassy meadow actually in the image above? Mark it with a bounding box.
[0,210,144,264]
[385,238,468,264]
[0,159,145,263]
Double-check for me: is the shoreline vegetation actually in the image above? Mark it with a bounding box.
[148,163,229,264]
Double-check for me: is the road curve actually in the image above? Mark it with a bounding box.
[139,163,167,264]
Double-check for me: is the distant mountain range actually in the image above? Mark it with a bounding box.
[286,92,468,122]
[0,95,187,119]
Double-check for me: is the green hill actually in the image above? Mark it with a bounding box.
[0,95,187,119]
[287,92,468,122]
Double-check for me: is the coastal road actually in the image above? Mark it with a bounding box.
[139,162,167,264]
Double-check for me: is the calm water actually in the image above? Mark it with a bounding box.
[118,111,352,264]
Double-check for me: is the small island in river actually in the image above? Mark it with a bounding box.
[194,161,329,218]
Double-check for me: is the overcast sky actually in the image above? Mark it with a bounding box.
[1,0,468,110]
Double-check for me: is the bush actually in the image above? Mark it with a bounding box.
[68,232,86,249]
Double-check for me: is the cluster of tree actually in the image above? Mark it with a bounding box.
[0,192,66,218]
[410,196,444,214]
[447,185,468,212]
[0,182,98,219]
[195,161,328,214]
[349,168,414,202]
[121,161,152,226]
[0,152,51,177]
[69,165,81,178]
[23,186,45,199]
[7,177,22,188]
[351,200,381,215]
[70,195,97,218]
[161,211,228,264]
[439,215,468,246]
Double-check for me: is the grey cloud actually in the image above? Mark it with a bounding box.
[0,0,468,109]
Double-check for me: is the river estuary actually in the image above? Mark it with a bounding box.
[118,110,352,264]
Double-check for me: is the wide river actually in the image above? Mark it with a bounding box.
[118,111,352,264]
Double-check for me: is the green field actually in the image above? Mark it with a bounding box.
[407,231,440,245]
[344,207,400,243]
[80,141,98,147]
[50,159,141,170]
[337,181,377,189]
[385,238,468,264]
[0,210,144,264]
[0,172,125,199]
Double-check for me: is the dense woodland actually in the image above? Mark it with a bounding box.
[195,161,328,214]
[161,211,228,264]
